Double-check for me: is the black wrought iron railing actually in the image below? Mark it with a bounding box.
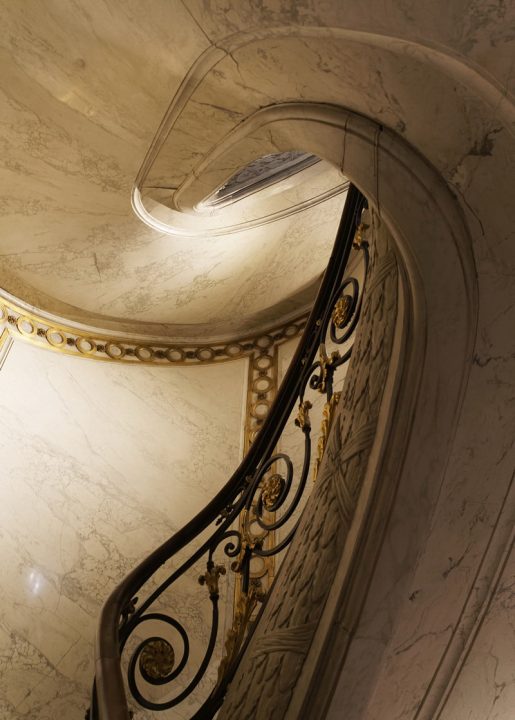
[89,185,368,720]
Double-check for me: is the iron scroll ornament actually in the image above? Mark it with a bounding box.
[89,185,368,720]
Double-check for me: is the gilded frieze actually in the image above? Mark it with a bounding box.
[0,295,306,367]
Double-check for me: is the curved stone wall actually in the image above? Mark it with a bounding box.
[219,211,399,719]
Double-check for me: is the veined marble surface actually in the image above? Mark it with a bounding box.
[4,0,513,343]
[0,340,246,719]
[0,0,346,339]
[438,538,515,720]
[0,0,513,343]
[1,2,515,718]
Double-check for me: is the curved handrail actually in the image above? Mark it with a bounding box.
[92,184,366,719]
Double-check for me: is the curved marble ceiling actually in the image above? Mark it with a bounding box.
[0,2,349,342]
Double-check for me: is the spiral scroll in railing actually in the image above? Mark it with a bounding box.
[88,185,368,720]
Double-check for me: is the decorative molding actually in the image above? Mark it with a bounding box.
[277,108,476,720]
[217,581,266,686]
[0,327,13,371]
[244,346,279,449]
[0,295,307,367]
[132,39,352,238]
[250,622,318,657]
[133,181,348,239]
[232,344,280,614]
[133,25,510,200]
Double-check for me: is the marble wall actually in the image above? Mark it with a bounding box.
[438,541,515,720]
[1,3,515,719]
[218,105,515,718]
[0,340,247,719]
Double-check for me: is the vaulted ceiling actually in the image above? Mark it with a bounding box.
[0,1,347,341]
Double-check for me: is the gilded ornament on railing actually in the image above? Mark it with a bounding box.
[216,580,265,686]
[318,344,341,395]
[313,392,341,482]
[332,294,353,329]
[295,399,312,430]
[353,215,370,249]
[241,507,267,549]
[139,638,175,682]
[261,473,285,510]
[198,562,226,599]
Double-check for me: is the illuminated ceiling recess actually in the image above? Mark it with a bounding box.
[133,149,348,238]
[128,133,350,338]
[202,151,319,208]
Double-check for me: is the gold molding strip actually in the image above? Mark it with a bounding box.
[243,346,279,451]
[0,326,13,371]
[313,392,341,482]
[232,344,280,614]
[0,296,307,367]
[0,327,9,350]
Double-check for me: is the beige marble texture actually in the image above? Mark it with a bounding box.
[1,0,513,343]
[438,537,515,720]
[0,340,246,719]
[1,2,515,719]
[0,1,347,339]
[153,5,515,717]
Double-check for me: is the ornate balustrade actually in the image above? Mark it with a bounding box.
[89,184,368,720]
